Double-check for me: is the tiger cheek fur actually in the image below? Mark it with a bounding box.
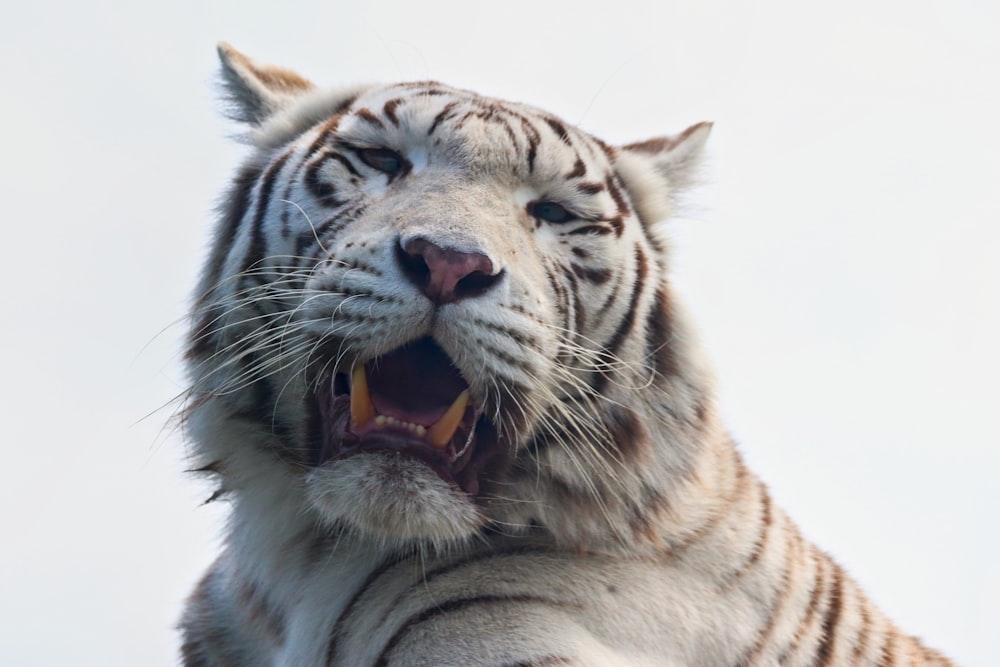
[179,43,957,667]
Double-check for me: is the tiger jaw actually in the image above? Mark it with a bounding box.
[313,336,503,498]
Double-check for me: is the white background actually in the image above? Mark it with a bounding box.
[2,1,996,665]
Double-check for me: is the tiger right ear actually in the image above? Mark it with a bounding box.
[217,42,315,125]
[614,122,712,226]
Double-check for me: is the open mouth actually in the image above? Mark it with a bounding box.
[315,337,501,496]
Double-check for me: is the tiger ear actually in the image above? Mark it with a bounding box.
[217,42,315,125]
[614,121,712,226]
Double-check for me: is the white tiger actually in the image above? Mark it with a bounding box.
[178,43,957,666]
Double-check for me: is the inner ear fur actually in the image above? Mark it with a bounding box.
[614,121,712,227]
[217,42,315,126]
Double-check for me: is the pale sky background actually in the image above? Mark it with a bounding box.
[1,1,997,665]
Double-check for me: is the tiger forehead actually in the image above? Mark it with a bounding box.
[336,83,615,179]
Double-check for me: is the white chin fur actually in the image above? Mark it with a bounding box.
[305,452,483,548]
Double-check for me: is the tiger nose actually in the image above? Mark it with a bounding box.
[397,238,502,304]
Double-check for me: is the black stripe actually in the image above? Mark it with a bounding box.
[777,550,828,663]
[594,244,647,392]
[737,528,802,667]
[474,337,536,374]
[645,284,677,379]
[374,595,565,667]
[427,101,459,136]
[304,152,349,208]
[240,150,293,299]
[382,98,404,126]
[813,564,845,666]
[544,117,571,145]
[542,261,569,333]
[877,629,897,667]
[472,319,538,349]
[591,271,623,331]
[328,151,361,178]
[518,116,541,173]
[575,181,605,195]
[852,602,874,662]
[325,554,409,665]
[354,107,384,128]
[189,161,265,358]
[498,658,575,667]
[278,150,310,239]
[562,262,584,333]
[565,224,613,236]
[571,263,611,285]
[724,483,773,584]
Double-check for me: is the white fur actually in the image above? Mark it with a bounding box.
[179,46,956,667]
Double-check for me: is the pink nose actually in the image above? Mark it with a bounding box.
[399,238,501,304]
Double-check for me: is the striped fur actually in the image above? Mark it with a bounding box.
[178,44,956,666]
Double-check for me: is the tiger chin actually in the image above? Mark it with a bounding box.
[178,43,957,667]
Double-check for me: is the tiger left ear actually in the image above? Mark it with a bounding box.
[217,42,315,125]
[614,121,712,225]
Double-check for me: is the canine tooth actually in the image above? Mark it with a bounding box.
[427,390,470,449]
[350,366,375,428]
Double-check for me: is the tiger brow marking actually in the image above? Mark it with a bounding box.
[510,113,541,173]
[382,98,404,126]
[427,101,459,136]
[575,181,605,195]
[604,175,629,237]
[353,107,384,128]
[306,113,346,156]
[566,157,587,179]
[544,116,572,145]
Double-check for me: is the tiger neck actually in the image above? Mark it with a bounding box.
[500,291,750,558]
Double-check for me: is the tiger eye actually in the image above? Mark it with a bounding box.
[530,201,575,224]
[356,147,405,175]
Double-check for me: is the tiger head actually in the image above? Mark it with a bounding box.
[186,44,716,554]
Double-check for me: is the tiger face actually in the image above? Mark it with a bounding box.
[189,44,712,551]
